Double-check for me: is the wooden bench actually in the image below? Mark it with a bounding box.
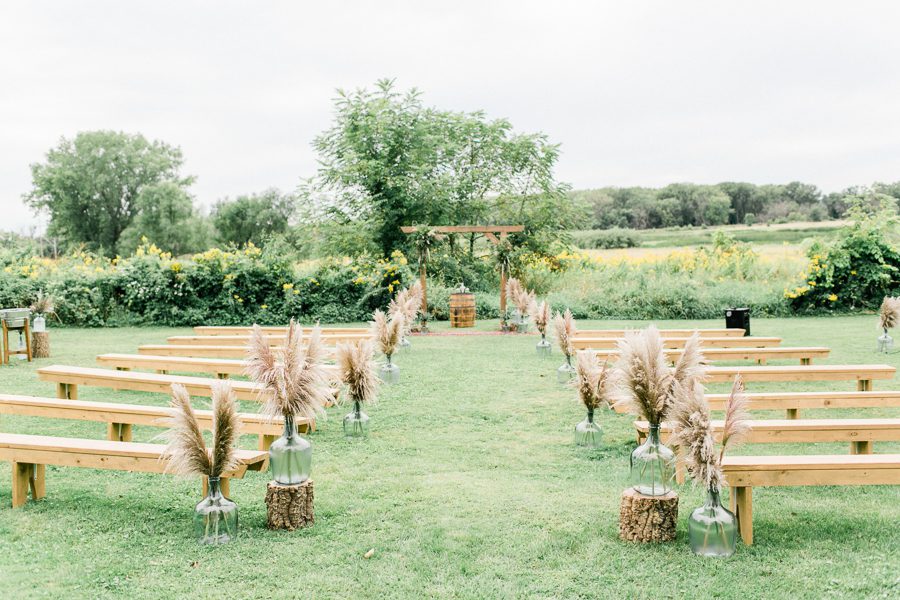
[576,328,746,338]
[573,336,782,350]
[704,364,895,390]
[37,365,270,402]
[194,325,371,335]
[0,393,310,449]
[140,344,263,359]
[96,353,337,380]
[0,432,269,507]
[592,346,830,365]
[722,454,900,544]
[167,333,372,347]
[635,418,900,455]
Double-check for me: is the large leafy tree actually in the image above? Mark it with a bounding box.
[24,131,191,254]
[310,79,572,256]
[212,189,295,246]
[117,182,210,255]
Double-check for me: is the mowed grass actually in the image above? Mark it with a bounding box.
[0,316,898,599]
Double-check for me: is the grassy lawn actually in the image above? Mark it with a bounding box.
[0,316,898,599]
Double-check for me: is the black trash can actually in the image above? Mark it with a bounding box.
[725,307,750,335]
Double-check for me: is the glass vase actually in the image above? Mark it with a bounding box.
[536,333,552,357]
[688,488,737,557]
[269,414,312,485]
[194,477,238,545]
[877,330,893,353]
[343,401,370,438]
[399,336,411,351]
[33,315,46,333]
[380,353,400,384]
[557,355,576,384]
[574,408,602,447]
[630,423,675,496]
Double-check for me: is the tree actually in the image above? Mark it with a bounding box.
[212,189,295,246]
[24,131,191,254]
[310,79,572,256]
[118,182,209,255]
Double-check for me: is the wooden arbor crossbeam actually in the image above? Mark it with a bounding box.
[400,225,524,328]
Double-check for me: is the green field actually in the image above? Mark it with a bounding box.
[0,317,898,599]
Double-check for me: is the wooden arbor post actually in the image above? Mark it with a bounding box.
[400,225,524,330]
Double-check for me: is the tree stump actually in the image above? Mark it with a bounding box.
[32,332,50,358]
[619,488,678,543]
[265,479,314,530]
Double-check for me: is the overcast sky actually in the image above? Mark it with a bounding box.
[2,1,900,233]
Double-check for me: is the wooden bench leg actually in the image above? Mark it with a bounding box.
[56,383,78,400]
[858,379,872,391]
[24,320,32,362]
[258,434,277,450]
[115,367,131,371]
[675,458,686,485]
[107,423,133,442]
[786,408,799,420]
[851,440,873,454]
[730,486,753,545]
[216,373,230,380]
[12,462,36,507]
[157,369,168,375]
[756,358,766,365]
[800,358,811,365]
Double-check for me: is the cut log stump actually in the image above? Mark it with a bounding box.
[265,479,314,530]
[32,332,50,359]
[619,488,678,543]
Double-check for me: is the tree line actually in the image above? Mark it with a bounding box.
[571,181,900,230]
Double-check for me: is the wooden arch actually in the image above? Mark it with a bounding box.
[400,225,524,327]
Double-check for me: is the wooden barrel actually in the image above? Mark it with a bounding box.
[449,293,476,328]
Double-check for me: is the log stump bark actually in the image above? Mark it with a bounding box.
[619,488,678,543]
[265,479,314,530]
[32,332,50,358]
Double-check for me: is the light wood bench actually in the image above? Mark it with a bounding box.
[194,326,370,335]
[573,336,782,350]
[96,353,337,380]
[0,393,309,449]
[576,328,746,338]
[167,333,372,347]
[704,364,895,390]
[722,454,900,544]
[635,418,900,455]
[140,345,260,359]
[592,346,830,365]
[0,432,269,507]
[37,365,270,402]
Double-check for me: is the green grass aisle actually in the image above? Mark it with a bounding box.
[0,317,898,598]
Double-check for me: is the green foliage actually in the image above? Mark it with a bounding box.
[212,189,295,246]
[787,195,900,310]
[117,182,209,255]
[571,228,640,249]
[310,79,573,256]
[25,131,191,255]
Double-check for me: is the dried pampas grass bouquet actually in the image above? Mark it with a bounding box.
[336,339,380,437]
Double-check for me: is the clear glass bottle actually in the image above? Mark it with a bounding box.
[630,423,675,496]
[194,477,238,544]
[557,355,576,384]
[343,400,370,438]
[536,333,552,357]
[269,414,312,485]
[877,329,893,353]
[380,353,400,384]
[688,488,737,557]
[399,336,411,351]
[574,407,602,447]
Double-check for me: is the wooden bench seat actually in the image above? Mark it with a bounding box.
[576,328,746,338]
[634,418,900,455]
[167,333,372,347]
[0,393,309,449]
[96,353,337,380]
[0,432,268,507]
[37,365,270,402]
[572,336,782,350]
[194,325,371,335]
[722,454,900,544]
[704,364,895,389]
[140,344,265,359]
[592,346,830,365]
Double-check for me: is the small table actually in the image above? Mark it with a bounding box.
[1,310,32,364]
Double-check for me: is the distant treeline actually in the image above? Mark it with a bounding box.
[570,181,900,230]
